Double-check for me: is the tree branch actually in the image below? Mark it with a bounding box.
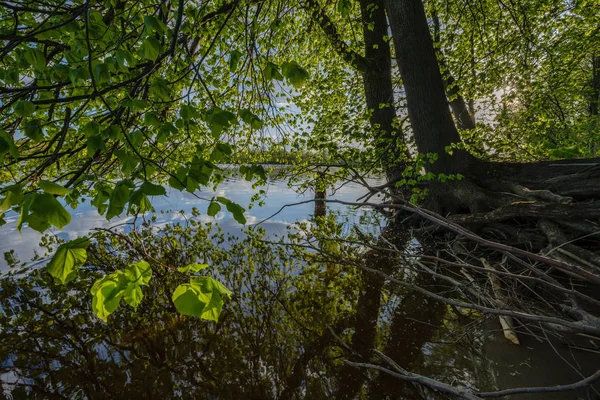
[478,369,600,398]
[303,0,369,73]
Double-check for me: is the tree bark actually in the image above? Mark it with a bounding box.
[590,53,600,117]
[445,70,476,131]
[359,0,407,181]
[305,0,406,181]
[383,0,474,174]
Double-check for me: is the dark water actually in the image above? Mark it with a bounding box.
[0,171,598,399]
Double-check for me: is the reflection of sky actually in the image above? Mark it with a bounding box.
[0,175,385,271]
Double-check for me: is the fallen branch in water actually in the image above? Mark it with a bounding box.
[346,352,600,399]
[477,369,600,398]
[343,359,483,400]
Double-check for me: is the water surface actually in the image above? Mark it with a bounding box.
[0,171,598,399]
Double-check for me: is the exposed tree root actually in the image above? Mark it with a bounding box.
[509,182,573,204]
[309,158,600,396]
[391,158,600,344]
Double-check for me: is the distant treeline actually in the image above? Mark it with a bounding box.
[230,148,336,165]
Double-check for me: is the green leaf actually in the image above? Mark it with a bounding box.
[0,68,19,84]
[192,276,231,321]
[239,109,264,129]
[207,201,221,217]
[52,64,70,81]
[93,63,111,85]
[216,196,230,205]
[47,237,90,284]
[168,167,187,191]
[204,277,232,298]
[264,62,283,81]
[141,37,161,62]
[69,66,90,85]
[128,189,153,214]
[87,135,106,157]
[124,260,152,285]
[281,61,310,88]
[149,78,171,101]
[91,272,127,322]
[210,143,233,162]
[180,104,200,121]
[338,0,353,18]
[17,194,34,231]
[140,182,166,196]
[226,201,246,224]
[229,50,242,72]
[143,112,161,127]
[204,109,236,136]
[123,283,143,310]
[91,260,151,319]
[0,184,22,212]
[157,123,178,143]
[23,119,44,141]
[14,101,35,117]
[24,47,46,69]
[172,276,231,321]
[115,49,134,69]
[172,283,206,317]
[144,16,165,34]
[0,130,18,159]
[82,121,101,137]
[115,150,139,175]
[27,193,71,232]
[106,180,133,219]
[178,263,209,273]
[39,180,70,196]
[127,130,145,148]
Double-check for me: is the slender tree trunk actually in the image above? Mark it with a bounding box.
[432,11,475,131]
[360,0,407,181]
[304,0,406,181]
[383,0,474,174]
[590,53,600,117]
[443,67,476,131]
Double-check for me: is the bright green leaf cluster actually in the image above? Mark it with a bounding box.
[91,260,153,322]
[47,237,91,284]
[172,276,231,321]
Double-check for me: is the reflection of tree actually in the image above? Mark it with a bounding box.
[0,218,514,399]
[367,284,446,399]
[0,222,359,399]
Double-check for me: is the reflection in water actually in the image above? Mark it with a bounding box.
[0,169,384,271]
[1,173,599,399]
[0,220,365,399]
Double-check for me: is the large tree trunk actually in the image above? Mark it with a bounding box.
[360,0,407,182]
[305,0,406,181]
[336,0,600,395]
[383,0,474,174]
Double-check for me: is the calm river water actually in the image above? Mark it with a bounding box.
[0,170,383,271]
[0,169,598,399]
